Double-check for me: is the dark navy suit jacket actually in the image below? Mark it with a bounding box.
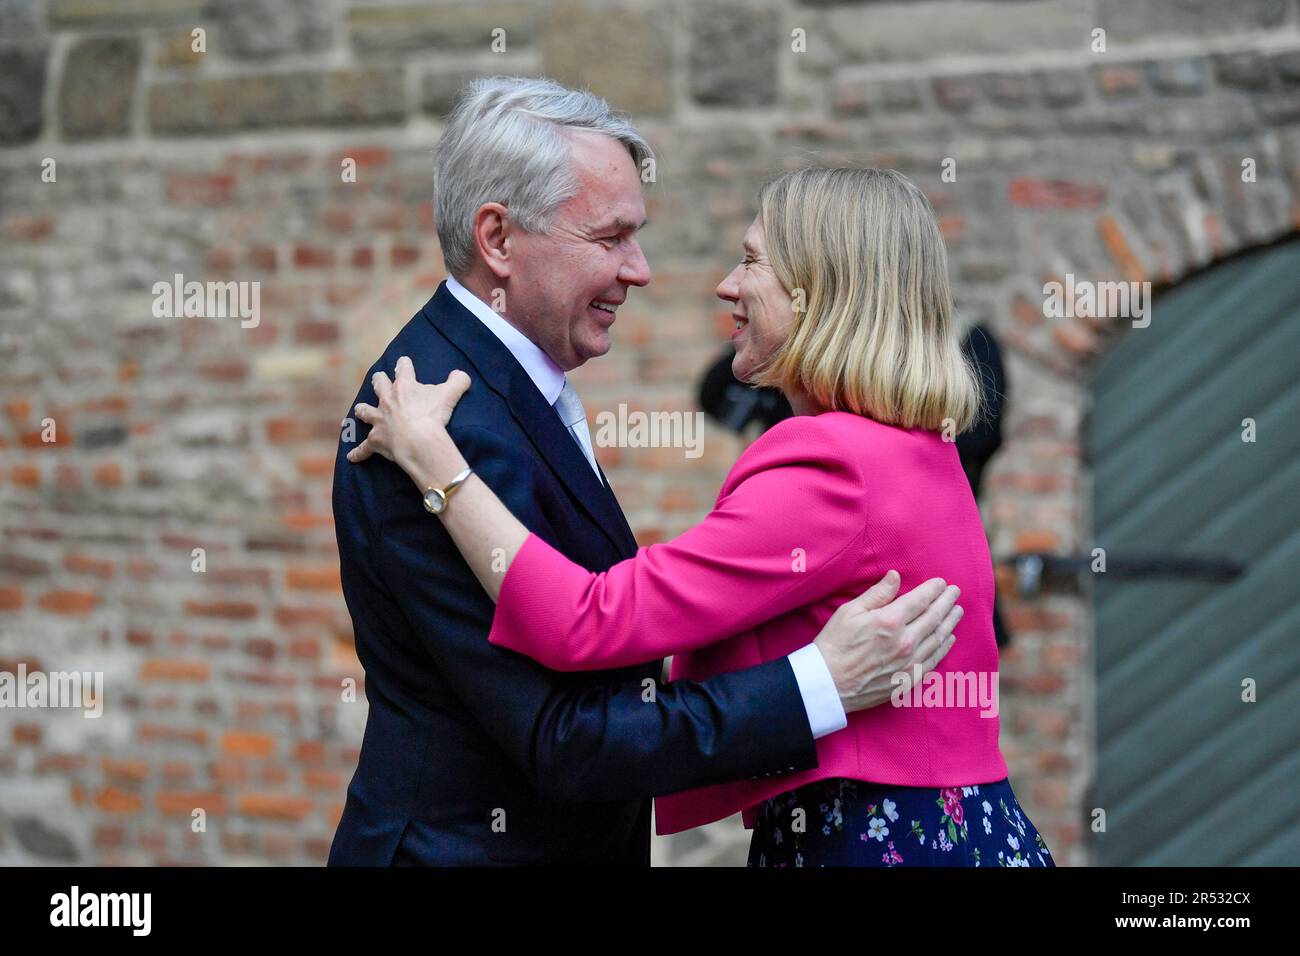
[327,282,819,866]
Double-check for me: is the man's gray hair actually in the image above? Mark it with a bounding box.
[433,75,654,277]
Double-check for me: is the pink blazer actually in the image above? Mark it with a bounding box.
[488,410,1008,835]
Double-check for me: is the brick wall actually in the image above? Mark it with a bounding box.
[1,0,1298,866]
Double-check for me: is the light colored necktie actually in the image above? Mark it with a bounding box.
[553,378,603,481]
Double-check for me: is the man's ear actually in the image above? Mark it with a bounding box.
[472,203,512,282]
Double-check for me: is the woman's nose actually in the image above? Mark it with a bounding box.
[716,265,742,302]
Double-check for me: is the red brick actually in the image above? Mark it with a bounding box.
[294,321,338,344]
[1096,66,1141,96]
[55,464,83,490]
[0,587,22,611]
[198,360,248,382]
[2,215,54,241]
[64,552,115,579]
[141,659,212,682]
[38,590,99,615]
[391,244,420,267]
[293,244,335,269]
[138,723,208,745]
[95,787,144,814]
[222,730,276,758]
[183,599,259,620]
[368,206,404,231]
[296,455,335,478]
[1097,214,1146,283]
[1004,605,1073,631]
[249,245,277,271]
[283,511,333,530]
[321,208,353,233]
[158,791,226,816]
[205,245,239,272]
[1013,530,1060,552]
[238,792,313,821]
[305,769,342,791]
[203,567,272,588]
[1009,177,1107,210]
[334,147,391,168]
[294,740,326,764]
[92,462,125,488]
[243,637,276,662]
[286,564,341,591]
[13,723,41,744]
[39,754,87,773]
[11,464,41,488]
[210,760,246,785]
[275,605,338,628]
[289,637,320,659]
[95,826,127,849]
[325,283,366,307]
[351,246,374,269]
[102,758,150,782]
[166,172,237,206]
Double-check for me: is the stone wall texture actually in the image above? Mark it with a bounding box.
[1,0,1298,866]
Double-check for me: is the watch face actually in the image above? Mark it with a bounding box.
[423,489,446,514]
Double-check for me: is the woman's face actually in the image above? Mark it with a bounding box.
[716,215,795,383]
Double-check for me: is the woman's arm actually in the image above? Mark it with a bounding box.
[349,358,930,674]
[349,357,528,602]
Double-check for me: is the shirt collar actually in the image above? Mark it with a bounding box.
[445,275,566,406]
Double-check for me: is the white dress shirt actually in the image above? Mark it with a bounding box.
[444,276,848,740]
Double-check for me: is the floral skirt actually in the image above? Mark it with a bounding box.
[747,777,1054,867]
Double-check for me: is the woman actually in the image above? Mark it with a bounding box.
[350,167,1053,867]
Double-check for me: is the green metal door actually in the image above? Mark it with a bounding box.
[1086,239,1300,866]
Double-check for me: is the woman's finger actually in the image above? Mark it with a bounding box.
[446,369,471,395]
[372,370,393,402]
[395,356,416,382]
[353,402,378,424]
[348,437,374,462]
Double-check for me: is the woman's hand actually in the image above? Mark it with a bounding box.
[348,356,472,489]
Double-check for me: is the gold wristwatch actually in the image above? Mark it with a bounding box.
[422,466,473,515]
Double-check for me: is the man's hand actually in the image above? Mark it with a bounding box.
[813,571,963,714]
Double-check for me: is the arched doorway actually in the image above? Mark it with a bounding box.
[1085,239,1300,865]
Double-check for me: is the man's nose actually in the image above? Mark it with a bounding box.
[619,238,651,287]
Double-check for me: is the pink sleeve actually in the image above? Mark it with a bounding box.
[487,417,871,671]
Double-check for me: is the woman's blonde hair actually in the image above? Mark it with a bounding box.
[750,166,980,433]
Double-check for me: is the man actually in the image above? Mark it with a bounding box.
[327,77,959,866]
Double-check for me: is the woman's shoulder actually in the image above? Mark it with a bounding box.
[745,410,919,459]
[725,411,946,490]
[723,411,871,489]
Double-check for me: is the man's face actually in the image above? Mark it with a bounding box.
[505,130,651,371]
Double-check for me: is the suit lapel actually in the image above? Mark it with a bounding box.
[422,283,638,558]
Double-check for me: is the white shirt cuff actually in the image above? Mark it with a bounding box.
[787,643,848,739]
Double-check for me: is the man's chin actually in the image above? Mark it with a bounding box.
[576,332,613,363]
